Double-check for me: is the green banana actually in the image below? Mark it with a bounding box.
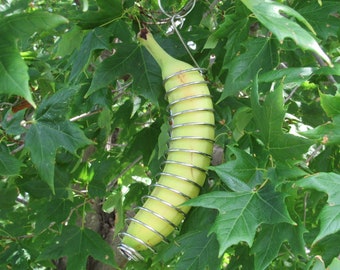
[119,28,215,260]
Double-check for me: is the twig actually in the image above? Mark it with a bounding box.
[70,108,102,122]
[284,85,299,103]
[313,52,337,84]
[106,155,143,191]
[10,144,25,154]
[203,0,221,19]
[306,144,324,166]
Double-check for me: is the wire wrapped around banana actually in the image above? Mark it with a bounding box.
[118,28,215,261]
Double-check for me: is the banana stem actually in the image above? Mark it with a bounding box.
[138,29,174,71]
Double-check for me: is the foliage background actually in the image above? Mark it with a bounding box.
[0,0,339,269]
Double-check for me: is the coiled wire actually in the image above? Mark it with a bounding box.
[117,67,214,261]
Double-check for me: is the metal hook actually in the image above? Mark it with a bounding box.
[158,0,200,69]
[158,0,196,18]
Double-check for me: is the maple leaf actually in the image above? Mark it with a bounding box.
[25,87,92,192]
[159,229,221,270]
[0,151,22,176]
[296,172,340,244]
[87,42,163,105]
[251,78,311,162]
[37,226,117,269]
[241,0,331,65]
[250,223,306,269]
[210,146,262,191]
[186,183,295,256]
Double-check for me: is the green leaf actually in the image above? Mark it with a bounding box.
[88,41,163,105]
[210,146,261,191]
[298,1,340,40]
[34,198,73,233]
[220,37,278,101]
[0,182,17,210]
[96,0,123,14]
[55,25,85,57]
[231,106,252,141]
[123,121,161,164]
[35,87,77,121]
[186,184,295,256]
[241,0,331,65]
[329,258,340,270]
[103,191,120,212]
[319,92,340,118]
[0,39,35,107]
[312,232,340,266]
[1,109,27,136]
[25,88,92,192]
[301,115,340,145]
[69,27,111,81]
[157,121,170,159]
[0,11,68,40]
[251,79,312,161]
[0,151,23,176]
[37,226,117,269]
[0,12,68,107]
[75,0,123,28]
[159,229,221,270]
[228,244,254,269]
[297,172,340,243]
[259,67,316,86]
[26,121,91,192]
[250,223,306,270]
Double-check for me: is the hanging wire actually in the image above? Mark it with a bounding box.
[158,0,196,18]
[157,0,201,69]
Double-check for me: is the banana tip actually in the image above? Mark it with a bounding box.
[138,28,149,40]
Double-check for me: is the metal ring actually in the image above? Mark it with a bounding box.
[152,183,192,200]
[163,67,206,84]
[118,232,156,253]
[171,122,215,129]
[165,81,208,96]
[167,94,213,108]
[158,0,196,19]
[167,148,212,158]
[134,206,178,229]
[169,135,215,143]
[170,108,214,118]
[157,171,202,189]
[142,195,187,217]
[126,217,169,243]
[162,159,207,173]
[117,243,145,261]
